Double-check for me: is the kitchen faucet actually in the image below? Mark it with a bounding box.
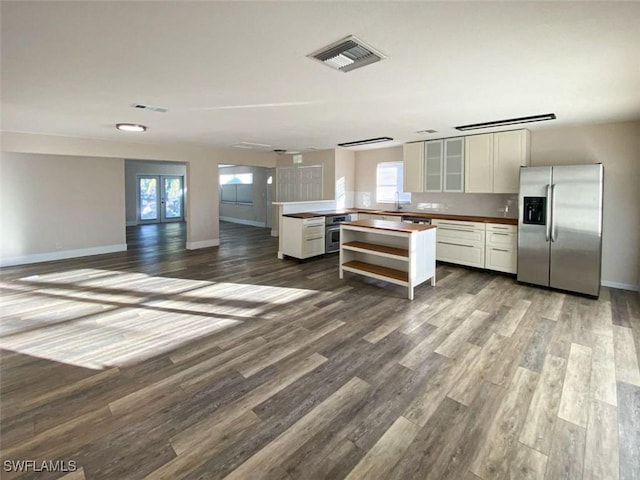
[394,191,403,210]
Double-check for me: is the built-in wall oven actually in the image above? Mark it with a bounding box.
[325,214,352,253]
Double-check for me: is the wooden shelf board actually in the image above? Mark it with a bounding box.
[342,241,409,259]
[341,260,409,285]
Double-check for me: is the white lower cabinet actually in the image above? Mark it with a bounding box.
[281,216,325,259]
[431,219,486,268]
[432,220,518,273]
[485,223,517,273]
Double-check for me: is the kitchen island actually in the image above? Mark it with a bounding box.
[340,219,437,300]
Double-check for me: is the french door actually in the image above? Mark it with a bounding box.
[138,175,184,223]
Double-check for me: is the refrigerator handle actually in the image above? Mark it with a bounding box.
[550,183,557,242]
[545,184,552,242]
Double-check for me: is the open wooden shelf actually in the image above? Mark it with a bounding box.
[340,219,436,300]
[341,241,409,260]
[341,260,408,285]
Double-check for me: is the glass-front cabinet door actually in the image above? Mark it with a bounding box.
[425,140,443,192]
[444,137,465,192]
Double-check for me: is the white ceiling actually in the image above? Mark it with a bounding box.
[2,1,639,153]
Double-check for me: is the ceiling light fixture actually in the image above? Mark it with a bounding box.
[454,113,556,131]
[308,35,386,73]
[116,123,147,132]
[338,137,393,147]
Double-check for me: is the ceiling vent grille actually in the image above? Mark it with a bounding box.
[308,36,385,73]
[132,103,168,113]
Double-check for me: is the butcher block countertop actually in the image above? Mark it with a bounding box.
[282,210,352,219]
[351,209,518,225]
[283,209,517,225]
[342,219,437,233]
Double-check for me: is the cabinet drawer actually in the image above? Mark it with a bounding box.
[432,219,486,231]
[436,226,485,245]
[436,240,484,268]
[303,217,325,227]
[485,246,517,274]
[486,223,517,233]
[302,237,325,257]
[303,224,324,240]
[486,231,516,247]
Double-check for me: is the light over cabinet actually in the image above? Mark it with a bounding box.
[403,142,425,193]
[465,129,530,194]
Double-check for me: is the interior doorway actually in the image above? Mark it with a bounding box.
[137,175,185,223]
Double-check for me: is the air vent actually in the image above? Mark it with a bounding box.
[417,129,438,134]
[308,35,385,73]
[132,103,168,113]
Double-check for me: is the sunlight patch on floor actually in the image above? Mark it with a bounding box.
[0,269,319,370]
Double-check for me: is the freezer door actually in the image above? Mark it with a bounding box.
[518,166,552,287]
[549,164,603,296]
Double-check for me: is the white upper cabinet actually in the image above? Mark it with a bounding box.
[493,130,531,193]
[465,133,494,193]
[403,142,425,193]
[465,129,530,194]
[423,137,464,193]
[425,140,443,192]
[443,137,465,192]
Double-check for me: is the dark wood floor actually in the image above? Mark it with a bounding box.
[1,221,639,480]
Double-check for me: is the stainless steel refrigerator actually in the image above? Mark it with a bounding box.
[517,164,603,297]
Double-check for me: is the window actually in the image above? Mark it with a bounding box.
[376,162,411,204]
[220,172,253,205]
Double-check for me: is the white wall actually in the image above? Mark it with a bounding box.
[0,152,126,265]
[1,131,277,256]
[124,160,187,225]
[335,148,355,209]
[219,165,272,227]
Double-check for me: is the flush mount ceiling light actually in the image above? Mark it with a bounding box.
[338,137,393,147]
[308,35,386,73]
[454,113,556,131]
[116,123,147,132]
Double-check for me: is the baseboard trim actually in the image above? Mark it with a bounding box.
[0,244,127,267]
[271,228,279,237]
[220,217,266,228]
[126,221,138,227]
[601,280,639,292]
[186,239,220,250]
